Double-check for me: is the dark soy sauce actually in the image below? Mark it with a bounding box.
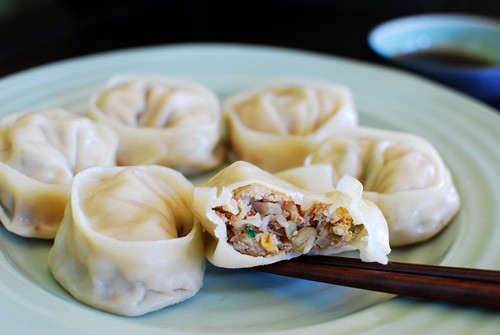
[395,49,497,69]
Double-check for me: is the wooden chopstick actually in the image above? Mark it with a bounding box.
[256,256,500,310]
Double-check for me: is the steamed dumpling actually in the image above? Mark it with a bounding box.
[306,126,461,246]
[48,165,205,316]
[0,109,119,238]
[224,79,358,172]
[88,74,224,175]
[192,161,390,268]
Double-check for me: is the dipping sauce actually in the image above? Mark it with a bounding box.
[395,49,498,69]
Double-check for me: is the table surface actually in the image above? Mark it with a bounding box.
[0,0,499,109]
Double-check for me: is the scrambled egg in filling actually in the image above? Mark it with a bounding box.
[214,184,366,257]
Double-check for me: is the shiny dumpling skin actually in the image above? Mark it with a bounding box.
[192,161,390,268]
[0,109,118,238]
[306,126,461,246]
[88,74,224,175]
[224,79,358,172]
[48,166,205,317]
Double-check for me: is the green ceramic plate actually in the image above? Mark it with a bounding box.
[1,44,499,334]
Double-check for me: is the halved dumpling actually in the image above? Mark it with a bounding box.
[192,161,390,268]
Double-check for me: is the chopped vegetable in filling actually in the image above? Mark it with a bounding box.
[214,184,366,257]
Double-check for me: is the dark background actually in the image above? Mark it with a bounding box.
[1,0,500,105]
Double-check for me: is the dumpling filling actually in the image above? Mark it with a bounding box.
[214,184,366,257]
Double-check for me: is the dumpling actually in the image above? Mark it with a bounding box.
[224,79,358,172]
[192,161,390,268]
[0,109,119,238]
[306,126,461,246]
[88,74,224,174]
[48,165,205,317]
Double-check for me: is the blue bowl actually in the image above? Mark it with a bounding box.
[368,14,500,105]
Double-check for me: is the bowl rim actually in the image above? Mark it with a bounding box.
[368,13,500,57]
[369,13,500,41]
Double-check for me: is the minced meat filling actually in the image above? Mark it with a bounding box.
[214,184,365,257]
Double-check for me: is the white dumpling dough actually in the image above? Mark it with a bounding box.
[48,165,205,317]
[192,161,390,268]
[306,126,461,246]
[88,74,223,174]
[224,79,358,172]
[0,109,118,238]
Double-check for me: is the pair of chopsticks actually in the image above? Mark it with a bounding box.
[256,256,500,310]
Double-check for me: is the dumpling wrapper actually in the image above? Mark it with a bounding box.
[224,79,358,172]
[88,74,224,175]
[306,126,461,246]
[48,165,205,317]
[0,109,118,238]
[192,161,390,268]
